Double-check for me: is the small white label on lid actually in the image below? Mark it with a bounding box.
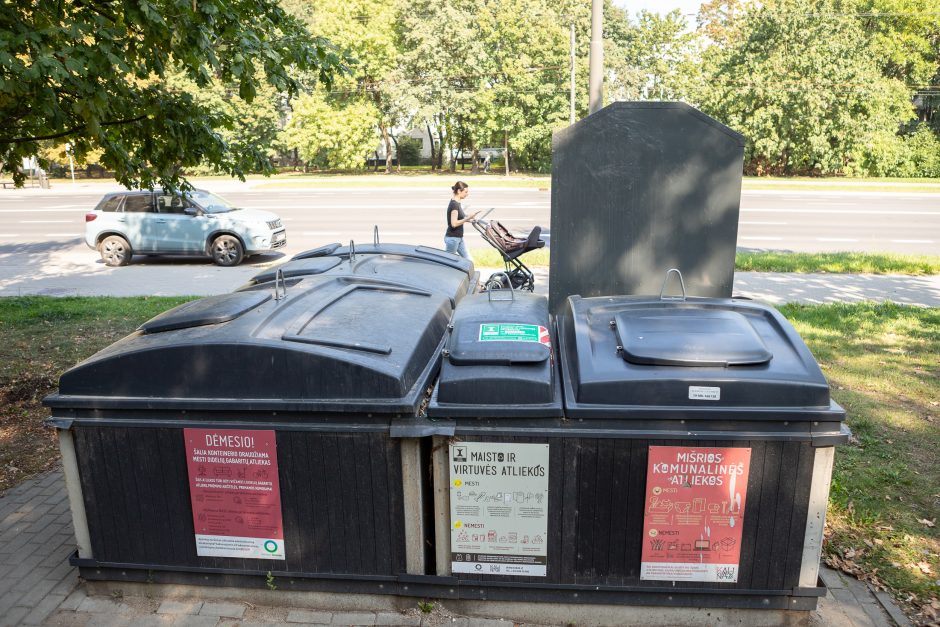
[689,386,721,401]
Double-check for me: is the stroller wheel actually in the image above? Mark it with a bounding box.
[484,278,505,291]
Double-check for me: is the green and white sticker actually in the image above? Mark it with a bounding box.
[479,323,549,344]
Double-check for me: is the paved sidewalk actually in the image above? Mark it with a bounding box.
[2,248,939,308]
[0,468,911,626]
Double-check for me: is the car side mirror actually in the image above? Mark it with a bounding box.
[184,207,198,216]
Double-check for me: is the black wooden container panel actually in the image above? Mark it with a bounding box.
[749,440,783,589]
[74,427,405,576]
[767,442,801,589]
[736,440,764,588]
[450,435,814,592]
[784,443,816,585]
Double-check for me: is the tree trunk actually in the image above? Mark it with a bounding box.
[391,133,400,172]
[504,130,510,177]
[426,123,436,171]
[471,147,480,174]
[459,138,466,171]
[435,124,446,171]
[380,122,393,174]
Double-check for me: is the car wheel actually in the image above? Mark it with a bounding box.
[99,235,131,267]
[211,235,244,267]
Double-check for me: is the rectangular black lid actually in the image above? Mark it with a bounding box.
[615,308,772,366]
[428,291,562,418]
[559,295,845,422]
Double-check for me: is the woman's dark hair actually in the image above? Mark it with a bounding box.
[451,181,469,193]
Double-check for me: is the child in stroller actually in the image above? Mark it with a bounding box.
[471,210,545,291]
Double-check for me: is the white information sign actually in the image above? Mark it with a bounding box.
[449,442,549,576]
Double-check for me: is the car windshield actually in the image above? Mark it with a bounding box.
[186,191,237,214]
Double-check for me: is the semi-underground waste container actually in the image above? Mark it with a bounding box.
[426,290,564,587]
[44,244,476,591]
[424,291,847,610]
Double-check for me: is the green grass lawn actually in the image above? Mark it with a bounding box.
[780,302,939,624]
[469,248,940,275]
[0,296,194,490]
[735,251,940,275]
[0,297,936,621]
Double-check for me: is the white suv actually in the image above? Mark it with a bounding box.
[84,189,287,267]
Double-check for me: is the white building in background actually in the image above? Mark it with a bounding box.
[372,126,438,160]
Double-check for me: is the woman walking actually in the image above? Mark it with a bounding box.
[444,181,479,259]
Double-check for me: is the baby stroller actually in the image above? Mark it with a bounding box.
[472,211,545,291]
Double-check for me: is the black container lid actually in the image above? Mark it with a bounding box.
[45,248,477,415]
[615,308,772,367]
[429,292,563,418]
[559,295,845,422]
[139,292,270,334]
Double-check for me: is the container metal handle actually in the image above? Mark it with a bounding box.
[373,225,380,246]
[349,239,356,266]
[659,268,687,301]
[274,268,287,301]
[488,286,515,302]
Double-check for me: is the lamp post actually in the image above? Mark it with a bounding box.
[588,0,603,114]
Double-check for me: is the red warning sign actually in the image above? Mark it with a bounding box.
[184,428,285,560]
[640,446,751,583]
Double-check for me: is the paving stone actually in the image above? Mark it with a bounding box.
[45,609,93,626]
[77,596,135,615]
[171,616,222,627]
[20,592,67,625]
[874,590,913,627]
[23,514,58,538]
[857,600,893,627]
[374,612,421,626]
[12,566,53,593]
[128,617,177,626]
[157,600,204,615]
[199,602,246,619]
[59,586,89,611]
[0,589,25,616]
[286,609,333,624]
[0,525,33,552]
[819,566,847,590]
[467,620,510,627]
[50,568,81,596]
[331,612,376,626]
[20,502,53,522]
[0,605,31,627]
[85,614,143,627]
[14,573,61,607]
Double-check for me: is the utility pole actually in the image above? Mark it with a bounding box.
[570,23,576,125]
[588,0,603,114]
[65,142,75,183]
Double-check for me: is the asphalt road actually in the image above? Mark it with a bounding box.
[0,182,938,259]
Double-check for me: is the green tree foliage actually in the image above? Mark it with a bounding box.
[395,136,422,166]
[281,90,377,170]
[626,9,699,101]
[164,71,283,174]
[474,0,573,172]
[0,1,344,188]
[695,0,915,175]
[284,0,411,173]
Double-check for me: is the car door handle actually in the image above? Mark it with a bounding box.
[156,219,167,223]
[116,218,126,222]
